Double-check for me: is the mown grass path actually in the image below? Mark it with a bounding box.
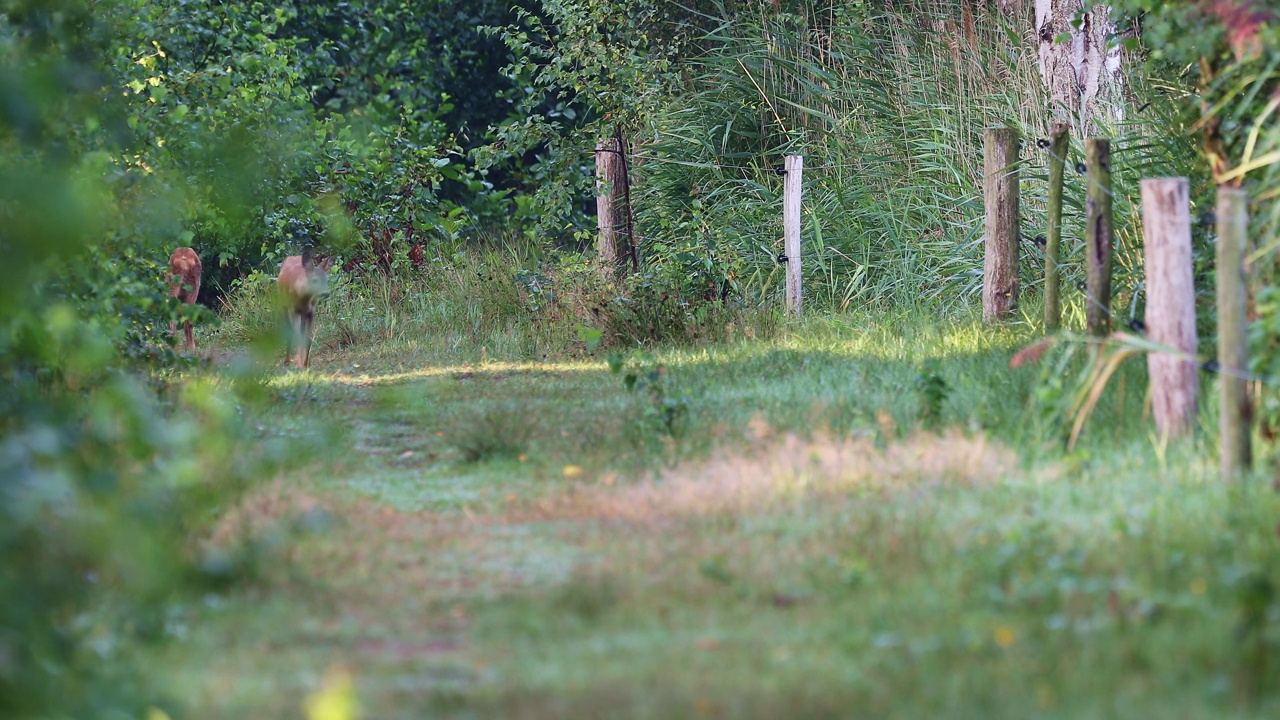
[155,316,1280,719]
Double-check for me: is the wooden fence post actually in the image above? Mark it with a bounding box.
[1140,178,1198,438]
[595,136,630,274]
[1217,186,1252,479]
[1085,138,1113,336]
[1045,123,1069,330]
[983,128,1020,322]
[784,154,803,317]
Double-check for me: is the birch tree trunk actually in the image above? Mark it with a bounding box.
[1033,0,1124,132]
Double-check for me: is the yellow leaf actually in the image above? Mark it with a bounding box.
[305,667,359,720]
[1216,149,1280,183]
[993,626,1016,648]
[147,709,173,720]
[562,464,584,478]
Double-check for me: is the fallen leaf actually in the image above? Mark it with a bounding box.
[305,667,358,720]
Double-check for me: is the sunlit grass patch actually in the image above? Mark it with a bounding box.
[523,427,1017,523]
[265,358,609,390]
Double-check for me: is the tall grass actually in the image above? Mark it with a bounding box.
[214,245,781,364]
[633,0,1203,321]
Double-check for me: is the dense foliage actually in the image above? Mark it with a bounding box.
[1,2,273,717]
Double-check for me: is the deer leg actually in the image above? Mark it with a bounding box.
[285,308,298,365]
[169,281,180,344]
[295,310,307,367]
[300,305,315,368]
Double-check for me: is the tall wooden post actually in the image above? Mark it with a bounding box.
[1140,178,1198,438]
[1085,138,1113,336]
[595,136,630,274]
[1045,123,1069,330]
[1217,186,1252,479]
[983,128,1020,322]
[784,154,804,317]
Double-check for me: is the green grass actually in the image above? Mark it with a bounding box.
[151,307,1280,720]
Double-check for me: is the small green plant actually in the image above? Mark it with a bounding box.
[552,571,620,621]
[1232,568,1280,700]
[453,404,536,463]
[915,359,949,431]
[576,324,604,354]
[213,272,281,348]
[601,266,743,346]
[608,349,691,438]
[1250,285,1280,442]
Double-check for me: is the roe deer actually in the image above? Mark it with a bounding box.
[277,254,334,368]
[168,247,202,351]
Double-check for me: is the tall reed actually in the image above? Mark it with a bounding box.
[633,0,1200,321]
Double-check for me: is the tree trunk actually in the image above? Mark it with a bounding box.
[595,136,633,275]
[1085,138,1113,337]
[1140,178,1198,439]
[983,128,1021,322]
[1044,122,1069,330]
[1034,0,1124,132]
[1217,186,1252,479]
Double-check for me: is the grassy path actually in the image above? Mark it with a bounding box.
[154,316,1280,719]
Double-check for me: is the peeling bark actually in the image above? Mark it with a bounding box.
[1034,0,1124,132]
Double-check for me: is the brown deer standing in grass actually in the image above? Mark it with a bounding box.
[168,247,202,351]
[277,253,334,368]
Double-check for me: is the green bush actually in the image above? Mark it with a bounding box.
[2,3,271,717]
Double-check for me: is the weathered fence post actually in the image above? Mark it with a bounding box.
[1085,138,1113,336]
[1140,178,1198,438]
[1217,186,1252,479]
[1045,122,1069,330]
[784,154,804,317]
[595,136,631,274]
[983,128,1020,322]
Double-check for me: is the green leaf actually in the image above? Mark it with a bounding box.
[576,324,603,353]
